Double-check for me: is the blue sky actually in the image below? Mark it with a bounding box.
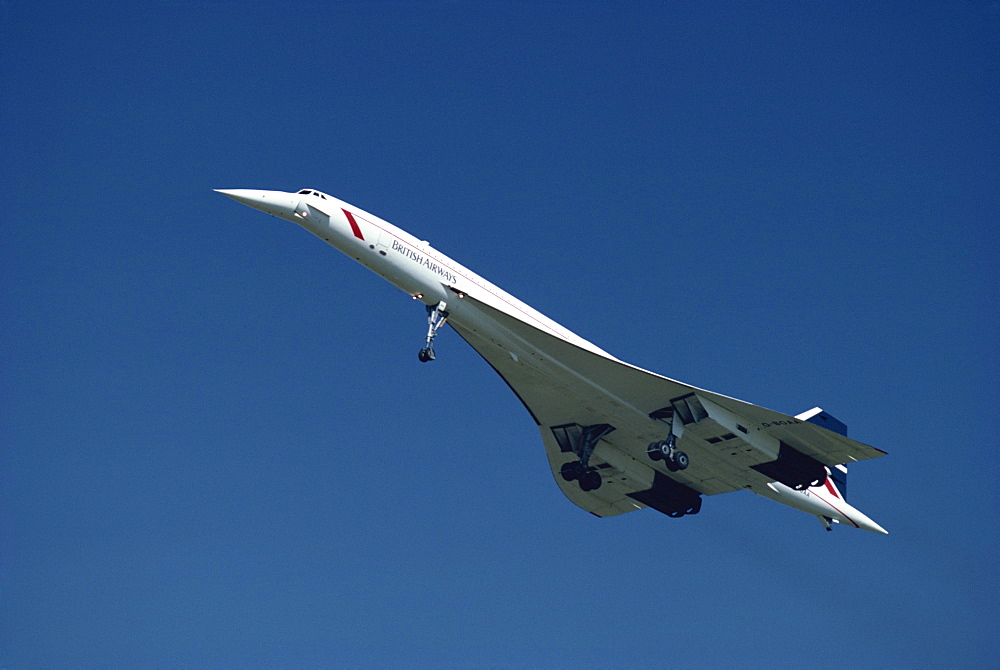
[2,1,997,667]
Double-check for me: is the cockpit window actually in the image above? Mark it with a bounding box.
[297,189,328,199]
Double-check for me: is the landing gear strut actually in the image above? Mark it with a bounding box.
[418,301,448,362]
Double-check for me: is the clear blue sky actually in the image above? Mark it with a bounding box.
[3,1,997,667]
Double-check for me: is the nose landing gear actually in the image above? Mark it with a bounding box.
[418,301,449,362]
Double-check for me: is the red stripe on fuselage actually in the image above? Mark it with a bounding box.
[812,487,860,528]
[342,209,365,240]
[824,477,840,498]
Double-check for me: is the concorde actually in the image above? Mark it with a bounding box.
[217,188,888,534]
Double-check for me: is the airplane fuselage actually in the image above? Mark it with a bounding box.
[217,188,887,534]
[234,189,610,355]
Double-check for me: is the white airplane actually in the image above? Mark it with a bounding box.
[217,187,888,534]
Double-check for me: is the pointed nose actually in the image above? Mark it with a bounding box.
[854,511,889,535]
[215,188,262,206]
[215,189,297,218]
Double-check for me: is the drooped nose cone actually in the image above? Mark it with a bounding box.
[215,189,297,218]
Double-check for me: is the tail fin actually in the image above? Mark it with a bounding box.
[796,406,849,437]
[796,407,850,499]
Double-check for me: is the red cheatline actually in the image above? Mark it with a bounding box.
[342,209,365,241]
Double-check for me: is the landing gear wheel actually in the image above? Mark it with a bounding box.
[418,348,434,362]
[579,469,602,492]
[646,442,664,461]
[658,440,673,460]
[560,461,584,482]
[673,450,689,471]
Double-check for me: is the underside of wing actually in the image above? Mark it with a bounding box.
[446,290,885,518]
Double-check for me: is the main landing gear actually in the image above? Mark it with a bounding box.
[556,423,616,492]
[559,460,603,492]
[646,406,690,472]
[646,434,689,472]
[418,301,448,362]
